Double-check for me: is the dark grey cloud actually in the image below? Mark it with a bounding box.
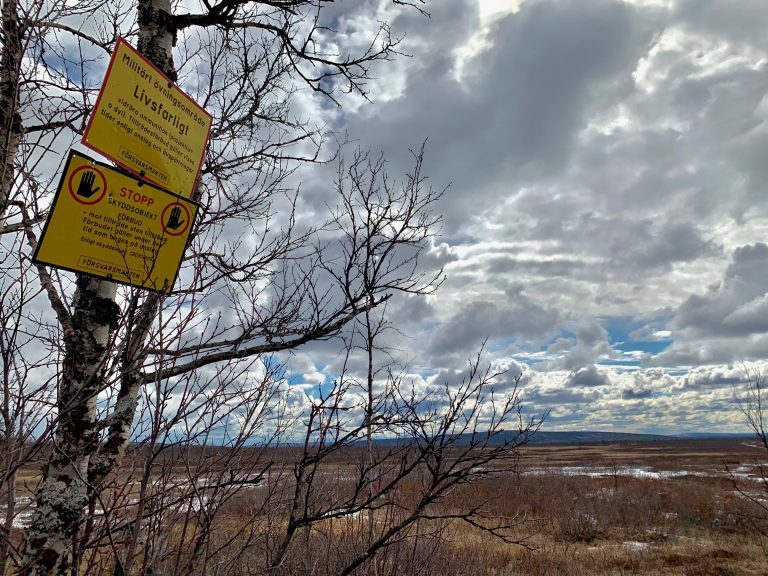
[673,0,768,48]
[427,287,559,358]
[558,321,613,371]
[674,243,768,337]
[645,244,768,366]
[609,221,720,271]
[335,0,661,233]
[418,242,460,272]
[565,364,611,388]
[482,255,587,280]
[621,387,652,400]
[619,369,669,399]
[524,383,600,408]
[386,293,437,327]
[648,334,768,368]
[682,367,745,390]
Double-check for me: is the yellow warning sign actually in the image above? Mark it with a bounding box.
[82,38,212,198]
[33,151,197,293]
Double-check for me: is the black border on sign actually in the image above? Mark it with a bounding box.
[81,37,213,199]
[31,149,200,295]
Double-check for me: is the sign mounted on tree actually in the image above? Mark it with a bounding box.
[82,38,212,198]
[33,150,198,293]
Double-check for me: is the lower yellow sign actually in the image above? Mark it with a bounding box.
[33,151,197,293]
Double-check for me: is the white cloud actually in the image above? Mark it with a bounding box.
[13,0,768,438]
[301,0,768,433]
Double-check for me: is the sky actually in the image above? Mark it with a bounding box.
[13,0,768,439]
[275,0,768,435]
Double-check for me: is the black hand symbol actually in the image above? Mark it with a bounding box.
[77,171,100,198]
[166,206,185,231]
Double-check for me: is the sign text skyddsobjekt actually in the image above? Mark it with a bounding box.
[32,150,197,293]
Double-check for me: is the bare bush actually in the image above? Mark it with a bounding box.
[731,367,768,536]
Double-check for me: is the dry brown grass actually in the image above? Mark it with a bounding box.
[414,438,768,575]
[9,438,768,575]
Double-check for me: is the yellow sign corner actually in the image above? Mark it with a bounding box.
[33,151,197,293]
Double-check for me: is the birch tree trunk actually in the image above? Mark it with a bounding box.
[19,277,117,575]
[87,0,182,490]
[20,1,176,573]
[0,0,23,225]
[364,307,379,576]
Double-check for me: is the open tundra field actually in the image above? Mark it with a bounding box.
[446,438,768,575]
[5,438,768,575]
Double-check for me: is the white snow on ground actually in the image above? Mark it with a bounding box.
[0,497,34,528]
[623,541,651,551]
[322,508,363,520]
[0,497,109,529]
[521,464,767,480]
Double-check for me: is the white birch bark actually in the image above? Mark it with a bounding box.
[0,2,22,568]
[20,278,118,575]
[88,0,181,490]
[0,0,23,227]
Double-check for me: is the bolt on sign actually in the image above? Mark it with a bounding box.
[33,151,198,293]
[82,38,212,198]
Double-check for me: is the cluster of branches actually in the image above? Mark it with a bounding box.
[6,346,540,576]
[0,0,543,574]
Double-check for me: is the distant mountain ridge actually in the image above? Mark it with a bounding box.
[365,430,754,447]
[511,430,754,444]
[672,432,754,439]
[525,431,670,444]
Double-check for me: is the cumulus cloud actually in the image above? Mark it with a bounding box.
[675,243,768,337]
[565,364,612,388]
[427,286,559,358]
[285,0,768,433]
[159,0,768,435]
[648,244,768,367]
[557,321,613,371]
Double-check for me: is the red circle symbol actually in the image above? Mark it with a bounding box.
[68,165,107,205]
[161,202,191,236]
